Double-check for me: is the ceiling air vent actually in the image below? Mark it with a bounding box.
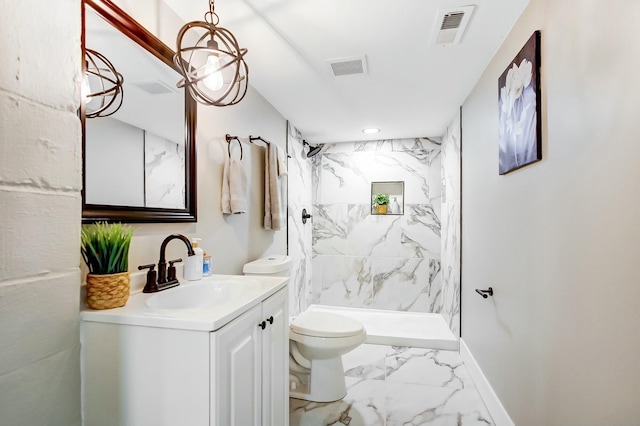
[433,5,476,46]
[327,55,368,77]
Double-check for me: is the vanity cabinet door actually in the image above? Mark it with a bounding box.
[261,288,289,426]
[210,286,289,426]
[211,303,262,426]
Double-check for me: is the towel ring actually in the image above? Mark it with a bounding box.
[225,134,243,160]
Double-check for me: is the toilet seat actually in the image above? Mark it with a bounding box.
[290,311,364,338]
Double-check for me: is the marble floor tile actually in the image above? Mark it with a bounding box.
[290,378,386,426]
[343,344,389,380]
[385,382,492,426]
[290,344,493,426]
[385,347,473,389]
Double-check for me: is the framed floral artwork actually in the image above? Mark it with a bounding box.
[498,31,541,175]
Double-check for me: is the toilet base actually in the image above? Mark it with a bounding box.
[289,357,347,402]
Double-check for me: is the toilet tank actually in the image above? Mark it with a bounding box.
[243,255,292,277]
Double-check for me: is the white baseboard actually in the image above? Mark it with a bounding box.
[460,338,514,426]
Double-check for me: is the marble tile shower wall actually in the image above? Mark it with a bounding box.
[287,123,314,316]
[441,114,462,336]
[312,138,443,313]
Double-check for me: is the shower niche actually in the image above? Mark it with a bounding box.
[371,181,404,215]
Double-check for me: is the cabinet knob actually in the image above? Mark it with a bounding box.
[267,316,274,324]
[258,321,266,330]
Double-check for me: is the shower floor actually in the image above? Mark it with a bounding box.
[306,305,458,351]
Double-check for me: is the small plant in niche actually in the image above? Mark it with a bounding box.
[373,193,390,206]
[81,222,134,310]
[373,193,390,214]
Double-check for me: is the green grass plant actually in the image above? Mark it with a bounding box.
[81,222,133,275]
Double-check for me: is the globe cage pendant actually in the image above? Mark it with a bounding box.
[174,0,248,107]
[84,48,124,118]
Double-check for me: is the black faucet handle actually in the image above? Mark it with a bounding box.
[138,263,156,271]
[167,258,183,282]
[139,264,159,293]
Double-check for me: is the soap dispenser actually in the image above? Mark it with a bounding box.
[184,238,204,281]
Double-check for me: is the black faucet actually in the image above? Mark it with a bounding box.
[139,234,195,293]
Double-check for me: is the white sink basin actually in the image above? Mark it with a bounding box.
[82,274,288,332]
[145,279,249,310]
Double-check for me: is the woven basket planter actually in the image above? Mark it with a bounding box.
[86,271,130,310]
[376,204,388,214]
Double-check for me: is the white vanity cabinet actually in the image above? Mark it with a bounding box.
[211,287,288,426]
[81,277,288,426]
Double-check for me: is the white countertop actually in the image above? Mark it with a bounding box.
[80,274,288,332]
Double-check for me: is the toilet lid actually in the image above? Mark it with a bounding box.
[290,311,364,338]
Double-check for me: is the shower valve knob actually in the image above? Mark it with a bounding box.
[301,208,312,224]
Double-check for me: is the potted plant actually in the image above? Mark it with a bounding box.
[373,193,390,214]
[81,222,134,310]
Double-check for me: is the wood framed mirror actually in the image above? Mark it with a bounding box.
[82,0,197,223]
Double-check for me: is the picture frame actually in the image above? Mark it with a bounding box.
[498,30,541,175]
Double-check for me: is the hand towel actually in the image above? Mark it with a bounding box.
[264,144,286,230]
[276,145,288,176]
[221,155,232,214]
[229,156,247,214]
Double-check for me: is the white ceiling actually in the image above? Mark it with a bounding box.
[164,0,530,143]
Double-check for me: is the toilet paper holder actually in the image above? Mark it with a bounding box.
[475,287,494,299]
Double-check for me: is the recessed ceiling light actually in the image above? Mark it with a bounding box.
[362,128,380,134]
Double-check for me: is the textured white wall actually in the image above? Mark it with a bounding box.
[0,0,83,425]
[462,0,640,424]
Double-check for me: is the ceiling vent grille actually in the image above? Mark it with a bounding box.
[328,56,368,77]
[433,6,476,46]
[441,12,465,30]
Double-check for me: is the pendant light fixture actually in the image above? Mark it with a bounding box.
[83,48,124,118]
[174,0,248,107]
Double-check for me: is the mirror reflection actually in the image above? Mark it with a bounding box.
[371,181,404,215]
[82,0,197,223]
[84,7,185,209]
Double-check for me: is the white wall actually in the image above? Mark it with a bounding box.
[0,0,82,425]
[461,0,640,424]
[85,117,145,206]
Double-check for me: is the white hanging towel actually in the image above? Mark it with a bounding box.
[264,144,287,229]
[221,155,232,214]
[221,149,247,215]
[229,156,247,214]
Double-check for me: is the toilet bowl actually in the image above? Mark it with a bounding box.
[289,311,366,402]
[242,256,366,402]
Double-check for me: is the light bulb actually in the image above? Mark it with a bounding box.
[203,54,223,91]
[82,74,92,104]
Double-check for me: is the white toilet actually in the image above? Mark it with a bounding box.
[289,310,366,402]
[243,256,367,403]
